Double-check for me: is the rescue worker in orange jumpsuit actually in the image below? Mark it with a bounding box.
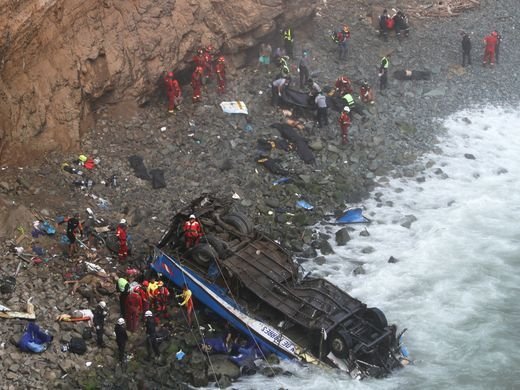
[135,282,150,312]
[483,31,498,66]
[359,80,375,104]
[203,45,215,81]
[124,287,143,332]
[335,75,353,97]
[191,66,203,103]
[177,285,194,327]
[215,56,226,95]
[163,71,182,113]
[193,48,206,69]
[183,214,202,249]
[153,282,170,322]
[339,106,352,145]
[116,219,128,262]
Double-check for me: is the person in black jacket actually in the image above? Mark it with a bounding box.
[115,318,128,363]
[494,30,503,64]
[93,301,108,347]
[144,310,160,359]
[462,32,472,67]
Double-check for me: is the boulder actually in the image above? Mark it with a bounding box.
[335,228,351,246]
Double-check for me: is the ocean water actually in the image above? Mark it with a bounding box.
[234,106,520,390]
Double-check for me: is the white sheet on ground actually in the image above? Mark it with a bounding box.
[220,101,248,115]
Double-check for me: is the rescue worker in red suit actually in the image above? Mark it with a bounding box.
[360,80,375,104]
[124,287,143,332]
[177,285,194,327]
[483,31,498,66]
[153,282,170,322]
[215,56,226,95]
[116,219,128,262]
[203,45,215,81]
[191,66,203,103]
[163,72,182,113]
[338,106,352,145]
[135,282,150,312]
[183,214,202,249]
[193,48,206,69]
[335,76,353,97]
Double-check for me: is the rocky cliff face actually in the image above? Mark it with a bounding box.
[0,0,316,163]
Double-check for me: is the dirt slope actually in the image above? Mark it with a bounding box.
[0,0,315,163]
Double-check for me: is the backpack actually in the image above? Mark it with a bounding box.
[69,337,87,355]
[386,18,395,30]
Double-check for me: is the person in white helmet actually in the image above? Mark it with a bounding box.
[115,318,128,363]
[338,106,352,145]
[144,310,160,359]
[183,214,202,249]
[116,219,128,262]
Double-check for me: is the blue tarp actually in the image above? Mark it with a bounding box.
[18,322,53,353]
[335,208,370,224]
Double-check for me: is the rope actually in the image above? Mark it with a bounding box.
[193,220,289,382]
[177,265,222,389]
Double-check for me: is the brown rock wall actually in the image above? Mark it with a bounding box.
[0,0,316,163]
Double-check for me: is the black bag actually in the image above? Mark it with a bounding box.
[0,276,16,294]
[149,169,166,189]
[82,327,93,340]
[69,337,87,355]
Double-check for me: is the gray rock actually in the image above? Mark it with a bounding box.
[423,87,446,97]
[208,355,240,380]
[317,239,334,255]
[400,214,417,229]
[313,256,326,265]
[464,153,476,160]
[335,228,351,246]
[353,265,365,275]
[359,228,370,237]
[388,256,399,263]
[361,246,374,254]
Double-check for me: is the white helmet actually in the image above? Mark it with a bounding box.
[189,214,196,219]
[120,218,127,224]
[98,301,107,309]
[144,310,153,317]
[117,318,125,325]
[343,106,350,112]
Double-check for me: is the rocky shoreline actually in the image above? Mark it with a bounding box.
[1,0,520,388]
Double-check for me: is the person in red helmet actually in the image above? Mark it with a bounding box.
[163,71,182,113]
[191,66,203,103]
[338,106,352,145]
[335,75,353,96]
[215,56,226,94]
[183,214,202,248]
[483,31,498,66]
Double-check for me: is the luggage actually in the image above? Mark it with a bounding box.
[69,337,87,355]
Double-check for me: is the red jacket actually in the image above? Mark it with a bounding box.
[484,35,497,51]
[339,111,351,126]
[216,62,225,80]
[164,77,181,97]
[183,220,202,238]
[116,225,127,243]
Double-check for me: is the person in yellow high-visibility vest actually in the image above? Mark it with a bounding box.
[282,27,294,58]
[177,285,194,327]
